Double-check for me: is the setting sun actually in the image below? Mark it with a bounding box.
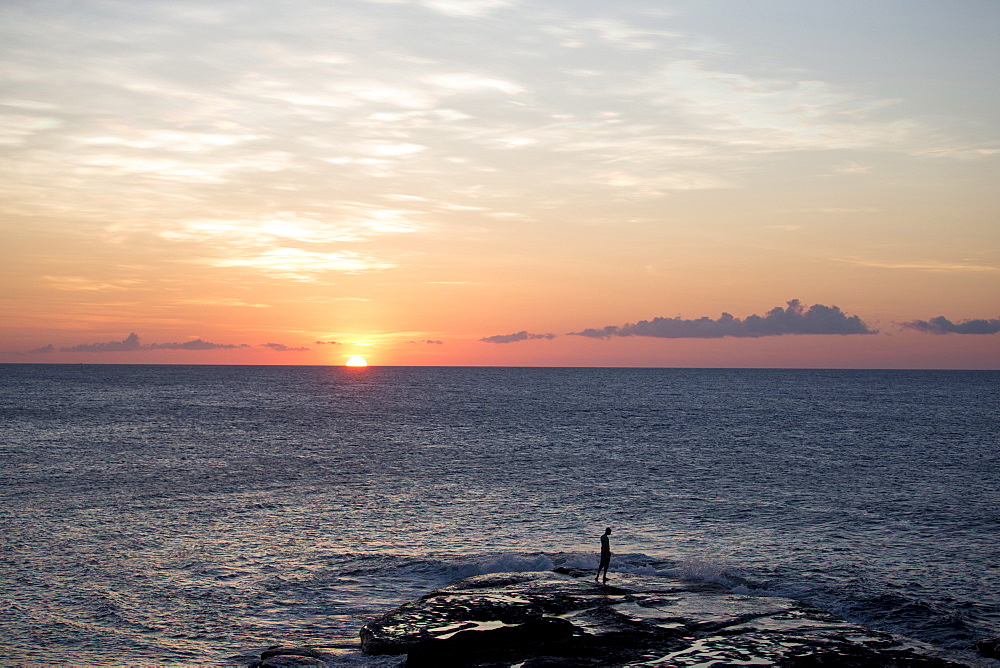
[345,356,368,367]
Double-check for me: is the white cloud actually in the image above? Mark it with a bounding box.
[833,258,1000,274]
[208,248,395,280]
[167,208,425,242]
[1,0,994,289]
[74,129,262,151]
[154,206,426,280]
[42,276,140,292]
[541,18,679,50]
[359,142,428,157]
[775,207,880,214]
[833,161,873,174]
[417,0,516,17]
[0,114,61,144]
[425,73,526,95]
[592,169,732,194]
[176,298,272,308]
[642,60,924,153]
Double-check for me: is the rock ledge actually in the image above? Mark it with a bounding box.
[359,570,979,667]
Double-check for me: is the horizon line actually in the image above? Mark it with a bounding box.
[2,362,997,372]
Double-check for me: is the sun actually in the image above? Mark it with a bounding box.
[345,355,368,367]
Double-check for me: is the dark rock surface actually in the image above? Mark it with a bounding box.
[239,645,341,667]
[231,644,401,667]
[971,637,1000,659]
[360,570,982,667]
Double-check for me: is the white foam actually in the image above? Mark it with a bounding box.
[666,558,741,587]
[450,553,556,577]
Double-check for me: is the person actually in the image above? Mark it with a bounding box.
[596,527,611,583]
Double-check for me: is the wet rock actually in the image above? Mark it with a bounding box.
[970,636,1000,659]
[360,571,976,667]
[246,645,343,667]
[405,616,575,667]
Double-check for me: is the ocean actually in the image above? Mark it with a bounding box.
[1,364,998,666]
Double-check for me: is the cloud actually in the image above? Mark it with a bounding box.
[570,300,876,339]
[775,207,879,214]
[201,248,397,281]
[418,0,516,17]
[60,332,145,352]
[177,298,271,308]
[150,339,250,350]
[901,316,1000,335]
[57,333,250,352]
[261,342,311,351]
[3,1,976,238]
[480,330,557,344]
[408,339,444,344]
[368,0,516,18]
[314,340,342,345]
[833,258,1000,273]
[28,344,55,354]
[832,161,873,174]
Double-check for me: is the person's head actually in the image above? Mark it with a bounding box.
[605,527,611,535]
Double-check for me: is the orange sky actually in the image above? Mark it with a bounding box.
[1,1,998,368]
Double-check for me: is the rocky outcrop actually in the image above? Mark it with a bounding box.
[970,637,1000,659]
[226,645,330,667]
[360,570,979,667]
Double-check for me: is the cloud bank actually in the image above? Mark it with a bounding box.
[44,333,305,353]
[901,316,1000,335]
[150,339,250,351]
[570,300,876,339]
[261,342,311,352]
[60,332,146,353]
[480,331,557,344]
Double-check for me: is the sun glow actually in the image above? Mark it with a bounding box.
[345,355,368,367]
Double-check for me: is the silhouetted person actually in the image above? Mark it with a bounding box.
[596,527,611,583]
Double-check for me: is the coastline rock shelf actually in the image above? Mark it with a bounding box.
[357,570,978,667]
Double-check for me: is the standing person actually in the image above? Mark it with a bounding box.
[596,527,612,583]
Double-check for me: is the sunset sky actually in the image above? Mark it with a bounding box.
[2,0,998,368]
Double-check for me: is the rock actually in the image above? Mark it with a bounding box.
[970,636,1000,659]
[260,646,325,660]
[360,571,976,667]
[405,616,576,667]
[247,645,345,667]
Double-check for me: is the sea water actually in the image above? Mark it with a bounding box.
[1,365,998,666]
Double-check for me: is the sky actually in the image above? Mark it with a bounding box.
[1,0,998,368]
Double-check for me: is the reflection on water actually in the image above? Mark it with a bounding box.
[1,365,997,665]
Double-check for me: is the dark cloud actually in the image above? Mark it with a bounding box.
[57,332,251,353]
[901,316,1000,335]
[261,342,311,352]
[570,300,876,339]
[28,344,55,354]
[60,332,145,352]
[150,339,250,350]
[480,331,557,344]
[314,340,342,345]
[408,339,444,345]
